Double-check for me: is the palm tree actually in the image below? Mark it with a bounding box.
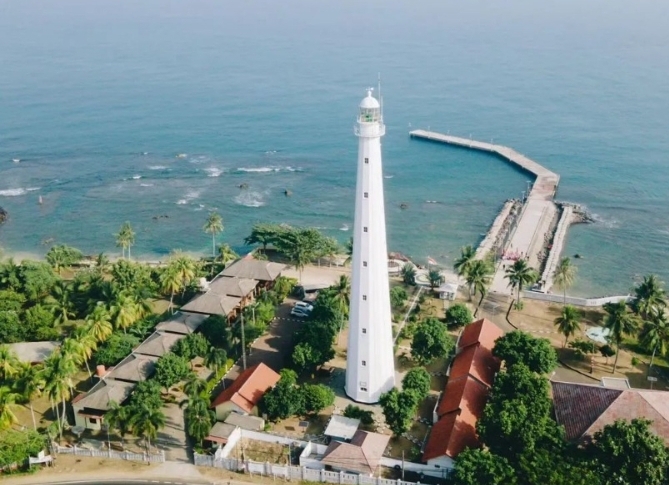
[17,363,45,430]
[554,305,582,347]
[331,275,351,316]
[633,275,666,320]
[109,292,138,333]
[86,304,113,343]
[160,264,182,314]
[344,237,353,266]
[401,264,416,286]
[428,269,443,291]
[467,259,494,312]
[640,308,669,372]
[505,259,538,313]
[183,375,207,397]
[44,280,77,325]
[95,252,111,274]
[0,386,20,430]
[129,403,166,453]
[203,212,224,258]
[45,246,67,275]
[171,251,197,295]
[181,396,214,447]
[0,345,20,381]
[43,352,76,440]
[553,257,578,305]
[62,329,98,378]
[603,301,639,374]
[105,401,130,449]
[203,347,227,374]
[217,243,238,268]
[115,221,136,259]
[453,245,476,278]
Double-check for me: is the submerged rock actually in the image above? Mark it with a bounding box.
[284,189,292,197]
[239,183,249,189]
[0,207,7,225]
[400,203,409,210]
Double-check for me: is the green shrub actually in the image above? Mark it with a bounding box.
[445,303,473,329]
[343,405,375,426]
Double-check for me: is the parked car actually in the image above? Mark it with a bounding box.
[294,301,314,312]
[290,307,310,318]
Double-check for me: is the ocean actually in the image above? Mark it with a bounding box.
[1,0,668,297]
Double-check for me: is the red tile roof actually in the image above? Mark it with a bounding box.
[552,381,669,444]
[423,318,502,462]
[211,363,280,413]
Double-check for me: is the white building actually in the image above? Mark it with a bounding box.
[345,89,396,403]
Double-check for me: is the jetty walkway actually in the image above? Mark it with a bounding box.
[410,130,563,296]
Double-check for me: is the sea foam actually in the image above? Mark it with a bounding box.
[234,191,265,207]
[0,187,39,197]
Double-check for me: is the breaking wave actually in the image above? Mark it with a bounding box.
[0,187,40,197]
[234,191,265,207]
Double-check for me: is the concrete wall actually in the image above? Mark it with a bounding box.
[522,291,631,307]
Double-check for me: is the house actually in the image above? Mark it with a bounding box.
[181,293,243,321]
[155,311,207,335]
[224,412,265,431]
[72,380,135,430]
[324,415,361,442]
[8,341,60,364]
[220,258,285,289]
[211,363,280,420]
[133,331,185,357]
[205,422,238,446]
[552,381,669,444]
[321,430,390,475]
[106,353,158,383]
[423,318,503,468]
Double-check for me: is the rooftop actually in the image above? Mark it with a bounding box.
[155,312,207,335]
[72,379,136,412]
[106,353,158,383]
[221,258,285,282]
[324,415,361,441]
[8,341,60,364]
[321,430,390,475]
[436,375,490,419]
[211,363,280,413]
[133,331,184,357]
[552,381,669,444]
[181,293,242,317]
[448,344,499,388]
[208,276,258,298]
[457,318,504,352]
[206,422,237,444]
[224,413,265,431]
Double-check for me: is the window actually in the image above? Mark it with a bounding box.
[362,360,366,366]
[362,328,367,334]
[89,418,98,424]
[363,261,367,267]
[364,192,368,198]
[360,387,368,392]
[360,381,367,391]
[364,227,368,232]
[364,158,369,164]
[362,295,367,301]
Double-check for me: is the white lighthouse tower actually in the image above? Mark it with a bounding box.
[345,89,396,403]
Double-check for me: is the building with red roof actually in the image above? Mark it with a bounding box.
[422,318,503,468]
[211,363,280,420]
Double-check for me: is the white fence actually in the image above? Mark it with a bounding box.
[193,453,434,485]
[53,444,165,463]
[522,291,631,307]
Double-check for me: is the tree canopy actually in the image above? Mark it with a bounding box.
[492,331,557,374]
[445,303,473,329]
[410,317,454,365]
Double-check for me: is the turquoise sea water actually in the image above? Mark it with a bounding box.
[1,0,669,297]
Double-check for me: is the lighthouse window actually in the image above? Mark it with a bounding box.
[364,227,368,232]
[362,295,367,301]
[362,360,366,366]
[363,261,367,267]
[360,387,368,392]
[364,192,368,198]
[364,158,369,164]
[362,328,367,334]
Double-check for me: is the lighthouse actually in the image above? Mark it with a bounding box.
[345,89,396,403]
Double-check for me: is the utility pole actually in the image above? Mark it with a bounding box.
[401,451,405,480]
[240,312,247,370]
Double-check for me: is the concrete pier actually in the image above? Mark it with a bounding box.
[410,130,566,296]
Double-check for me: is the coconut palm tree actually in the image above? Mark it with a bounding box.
[344,237,353,266]
[603,300,639,374]
[0,345,20,381]
[467,259,494,312]
[183,375,208,398]
[453,245,476,278]
[505,259,538,312]
[109,292,138,333]
[86,304,113,343]
[62,329,97,379]
[203,212,224,258]
[203,347,227,374]
[553,257,578,305]
[44,280,77,325]
[640,308,669,372]
[217,243,238,268]
[554,305,582,347]
[181,396,214,446]
[0,386,20,430]
[160,264,182,314]
[129,403,166,453]
[171,251,197,295]
[633,275,666,320]
[17,363,45,430]
[427,269,443,291]
[401,264,416,286]
[105,401,130,449]
[115,222,135,259]
[331,275,351,316]
[95,252,111,274]
[43,352,76,440]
